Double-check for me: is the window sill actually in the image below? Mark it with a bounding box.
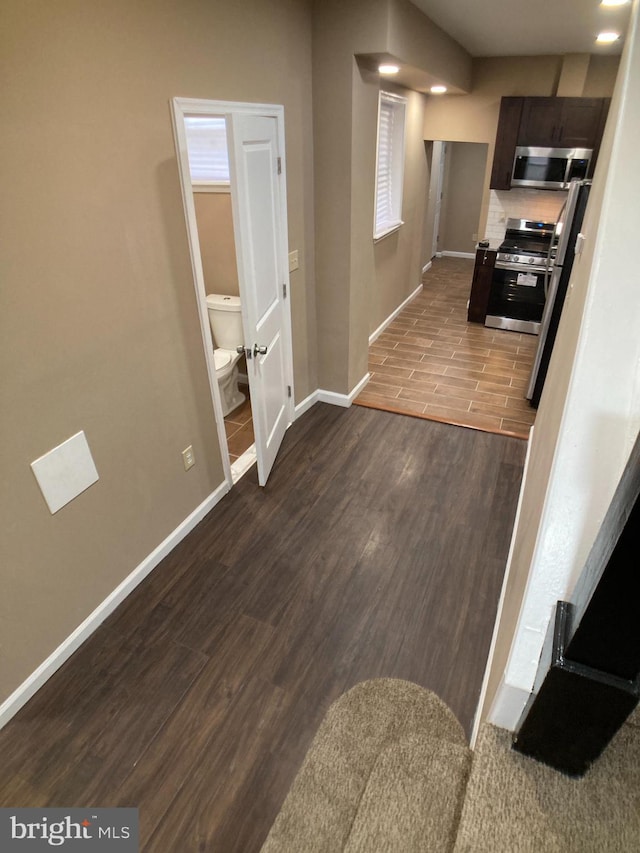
[193,182,231,194]
[373,221,404,242]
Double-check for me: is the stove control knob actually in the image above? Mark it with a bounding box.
[513,255,520,263]
[528,257,535,264]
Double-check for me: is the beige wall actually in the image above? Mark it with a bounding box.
[313,0,471,393]
[439,142,487,254]
[193,192,239,297]
[386,0,472,92]
[0,0,315,705]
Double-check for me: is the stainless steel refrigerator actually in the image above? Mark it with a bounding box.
[526,179,592,407]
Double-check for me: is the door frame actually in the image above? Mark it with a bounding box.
[431,140,447,258]
[170,97,295,487]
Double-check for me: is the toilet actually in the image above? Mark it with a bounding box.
[206,294,246,417]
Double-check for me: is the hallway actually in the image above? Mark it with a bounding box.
[0,403,525,851]
[355,257,537,439]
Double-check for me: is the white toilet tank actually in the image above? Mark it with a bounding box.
[205,294,243,350]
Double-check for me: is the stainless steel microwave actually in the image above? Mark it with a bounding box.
[512,146,592,190]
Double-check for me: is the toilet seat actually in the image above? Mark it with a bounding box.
[212,347,245,416]
[213,349,232,372]
[213,347,241,381]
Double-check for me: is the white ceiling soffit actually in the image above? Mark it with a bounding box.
[409,0,632,57]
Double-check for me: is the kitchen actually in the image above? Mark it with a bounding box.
[358,69,616,436]
[412,49,621,428]
[468,94,609,402]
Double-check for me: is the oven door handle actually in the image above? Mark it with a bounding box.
[495,260,547,273]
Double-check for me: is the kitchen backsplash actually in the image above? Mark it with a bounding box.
[484,189,567,244]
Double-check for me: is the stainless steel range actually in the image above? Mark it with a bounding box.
[485,218,556,335]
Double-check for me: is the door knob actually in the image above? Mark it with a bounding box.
[236,345,251,359]
[253,343,268,357]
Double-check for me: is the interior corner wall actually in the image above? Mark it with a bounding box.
[312,0,389,394]
[0,0,315,707]
[348,60,379,389]
[313,0,468,394]
[481,0,640,730]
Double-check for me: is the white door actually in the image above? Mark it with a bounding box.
[226,113,291,486]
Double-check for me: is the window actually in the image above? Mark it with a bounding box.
[374,92,407,240]
[184,116,230,189]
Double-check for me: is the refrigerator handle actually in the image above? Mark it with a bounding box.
[544,200,567,298]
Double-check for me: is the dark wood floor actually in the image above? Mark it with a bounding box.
[0,403,526,852]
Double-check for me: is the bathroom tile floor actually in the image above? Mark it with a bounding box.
[224,385,254,462]
[354,257,538,439]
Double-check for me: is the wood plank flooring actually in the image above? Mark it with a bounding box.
[355,257,538,439]
[0,404,526,852]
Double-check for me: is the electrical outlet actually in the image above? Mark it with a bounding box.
[288,250,299,272]
[472,232,478,242]
[182,445,195,471]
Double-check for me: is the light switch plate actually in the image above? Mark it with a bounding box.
[31,430,99,514]
[288,250,299,272]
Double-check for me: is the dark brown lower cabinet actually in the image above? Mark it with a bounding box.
[468,248,496,323]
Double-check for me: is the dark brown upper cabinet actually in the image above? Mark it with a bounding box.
[489,97,524,192]
[490,96,610,190]
[518,97,605,148]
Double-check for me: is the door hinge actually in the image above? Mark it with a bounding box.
[277,157,282,175]
[287,385,292,398]
[283,282,287,298]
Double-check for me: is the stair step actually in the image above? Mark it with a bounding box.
[261,679,470,852]
[343,732,471,852]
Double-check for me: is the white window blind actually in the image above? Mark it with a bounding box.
[374,92,407,239]
[184,116,230,185]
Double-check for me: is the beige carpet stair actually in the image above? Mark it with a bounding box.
[262,680,640,852]
[454,718,640,852]
[261,679,472,852]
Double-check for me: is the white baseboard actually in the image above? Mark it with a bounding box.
[294,389,320,419]
[0,481,230,731]
[422,261,432,274]
[316,373,371,408]
[470,426,535,746]
[295,373,371,415]
[369,284,423,345]
[440,250,475,259]
[487,678,530,732]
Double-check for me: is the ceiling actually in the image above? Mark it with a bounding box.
[409,0,632,57]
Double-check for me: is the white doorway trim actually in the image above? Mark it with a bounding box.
[170,97,295,487]
[431,141,447,259]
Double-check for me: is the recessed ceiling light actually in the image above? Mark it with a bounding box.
[378,64,399,75]
[600,1,629,7]
[596,31,621,43]
[430,85,447,94]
